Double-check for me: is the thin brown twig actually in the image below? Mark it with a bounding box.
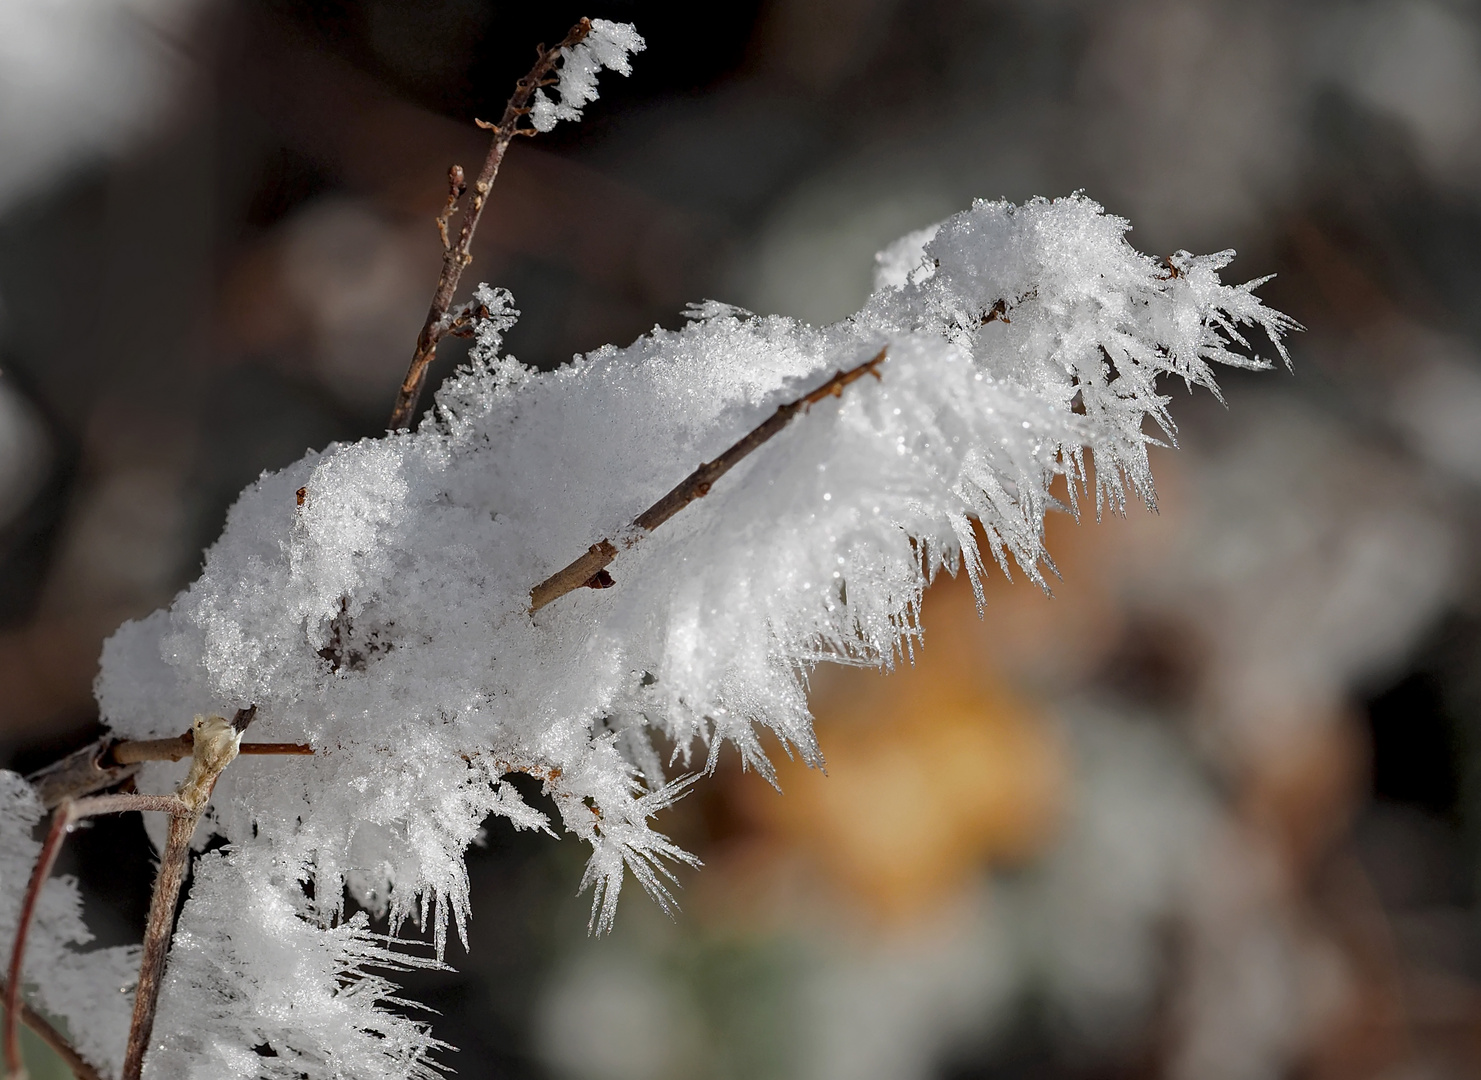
[119,813,193,1080]
[4,713,253,1080]
[388,17,594,431]
[6,802,72,1079]
[4,793,185,1080]
[120,712,251,1080]
[0,978,103,1080]
[28,714,309,810]
[529,348,888,613]
[110,736,313,767]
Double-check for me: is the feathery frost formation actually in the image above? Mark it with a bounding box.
[528,19,644,132]
[13,193,1291,1077]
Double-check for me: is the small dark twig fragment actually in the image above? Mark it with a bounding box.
[230,705,257,733]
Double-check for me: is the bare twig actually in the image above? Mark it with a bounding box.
[110,736,313,767]
[28,735,311,810]
[0,977,103,1080]
[529,348,888,612]
[4,793,184,1080]
[118,813,193,1080]
[3,715,251,1080]
[388,17,594,430]
[6,802,72,1079]
[120,714,248,1080]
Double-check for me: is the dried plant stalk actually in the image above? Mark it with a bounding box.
[118,813,195,1080]
[388,17,595,430]
[28,735,310,810]
[6,713,253,1080]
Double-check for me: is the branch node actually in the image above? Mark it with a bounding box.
[435,164,467,249]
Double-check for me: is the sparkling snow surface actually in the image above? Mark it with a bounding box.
[70,195,1289,1078]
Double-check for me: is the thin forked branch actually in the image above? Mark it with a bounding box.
[388,17,595,430]
[5,713,253,1080]
[28,732,311,810]
[529,347,888,612]
[4,793,183,1080]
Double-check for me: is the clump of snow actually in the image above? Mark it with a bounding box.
[27,194,1289,1077]
[872,224,941,291]
[528,20,645,133]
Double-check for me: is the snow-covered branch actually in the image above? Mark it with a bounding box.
[0,14,1296,1077]
[529,346,887,612]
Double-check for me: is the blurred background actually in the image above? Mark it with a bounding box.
[3,0,1481,1077]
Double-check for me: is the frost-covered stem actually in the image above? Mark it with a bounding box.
[529,347,888,611]
[4,794,183,1080]
[0,977,102,1080]
[119,812,196,1080]
[388,17,594,430]
[4,717,248,1080]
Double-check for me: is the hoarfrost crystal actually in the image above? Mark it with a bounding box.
[528,20,645,133]
[9,193,1293,1078]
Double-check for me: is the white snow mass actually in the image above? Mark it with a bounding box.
[11,194,1292,1078]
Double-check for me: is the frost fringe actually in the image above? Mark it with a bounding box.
[0,17,1294,1080]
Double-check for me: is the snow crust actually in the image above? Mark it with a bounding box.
[11,195,1290,1078]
